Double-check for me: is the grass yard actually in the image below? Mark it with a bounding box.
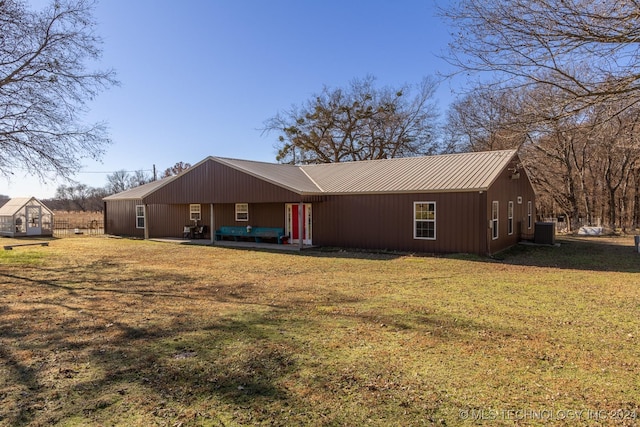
[0,235,639,426]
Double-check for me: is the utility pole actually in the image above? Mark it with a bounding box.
[153,164,157,181]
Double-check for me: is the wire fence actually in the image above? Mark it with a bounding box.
[53,219,104,236]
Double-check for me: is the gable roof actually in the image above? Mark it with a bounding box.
[104,149,519,201]
[210,157,323,194]
[103,175,179,201]
[213,149,518,195]
[0,197,54,216]
[103,156,319,202]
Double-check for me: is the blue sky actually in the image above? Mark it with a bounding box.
[3,0,462,199]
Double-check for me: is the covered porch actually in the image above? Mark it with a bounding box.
[149,237,315,251]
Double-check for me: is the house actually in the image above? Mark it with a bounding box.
[0,197,54,237]
[103,149,536,255]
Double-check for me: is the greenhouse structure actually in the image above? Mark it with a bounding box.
[0,197,54,237]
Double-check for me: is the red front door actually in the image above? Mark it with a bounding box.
[286,203,312,244]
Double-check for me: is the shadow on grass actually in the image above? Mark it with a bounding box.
[210,235,640,273]
[0,270,197,300]
[80,315,299,422]
[444,235,640,273]
[5,236,638,425]
[0,300,302,425]
[0,344,41,425]
[0,261,340,425]
[212,243,406,261]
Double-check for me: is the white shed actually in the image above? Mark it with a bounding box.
[0,197,54,237]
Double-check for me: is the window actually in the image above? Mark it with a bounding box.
[190,204,201,221]
[508,201,514,235]
[527,201,533,229]
[235,203,248,221]
[414,202,436,240]
[492,201,499,240]
[0,217,11,233]
[136,205,145,229]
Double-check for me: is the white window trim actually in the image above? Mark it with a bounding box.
[492,201,499,240]
[413,201,436,240]
[527,201,533,229]
[190,204,201,221]
[508,201,514,235]
[135,205,145,229]
[235,203,249,222]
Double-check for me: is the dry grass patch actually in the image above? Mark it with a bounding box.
[0,235,639,426]
[52,211,102,224]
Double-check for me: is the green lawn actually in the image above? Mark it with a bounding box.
[0,235,638,426]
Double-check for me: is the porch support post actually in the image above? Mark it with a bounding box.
[298,201,304,250]
[210,203,215,244]
[143,204,149,240]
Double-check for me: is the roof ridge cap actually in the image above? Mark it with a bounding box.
[290,149,518,169]
[299,166,324,192]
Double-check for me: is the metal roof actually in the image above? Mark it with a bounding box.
[300,150,517,194]
[103,175,178,200]
[104,150,518,200]
[214,150,518,194]
[211,157,323,193]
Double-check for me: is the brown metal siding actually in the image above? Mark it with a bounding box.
[104,199,144,237]
[104,152,536,255]
[106,201,213,239]
[144,160,301,205]
[145,203,211,238]
[313,192,485,254]
[213,203,285,229]
[106,201,286,238]
[486,161,536,254]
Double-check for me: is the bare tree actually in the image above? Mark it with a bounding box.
[0,0,117,179]
[590,105,640,229]
[162,161,191,178]
[263,76,440,164]
[444,77,640,231]
[128,169,152,188]
[55,184,92,211]
[521,118,590,231]
[444,83,594,230]
[444,87,527,153]
[105,170,129,194]
[105,169,151,194]
[441,0,640,118]
[53,183,106,211]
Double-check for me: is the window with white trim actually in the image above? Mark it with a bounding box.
[136,205,145,229]
[491,201,499,240]
[235,203,248,221]
[508,201,514,235]
[190,204,201,221]
[414,202,436,240]
[527,201,533,229]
